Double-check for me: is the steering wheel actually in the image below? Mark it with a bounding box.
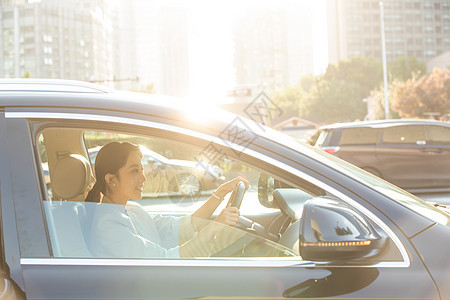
[225,181,279,241]
[226,181,246,209]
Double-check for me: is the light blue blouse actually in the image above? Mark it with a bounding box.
[89,201,193,258]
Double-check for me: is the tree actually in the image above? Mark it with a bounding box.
[388,56,426,82]
[364,56,425,120]
[300,57,383,123]
[393,68,450,118]
[368,81,400,120]
[298,74,315,93]
[271,79,309,118]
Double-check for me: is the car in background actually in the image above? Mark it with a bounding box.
[89,145,224,197]
[314,119,450,191]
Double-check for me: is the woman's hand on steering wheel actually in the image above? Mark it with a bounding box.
[215,206,240,226]
[214,176,250,199]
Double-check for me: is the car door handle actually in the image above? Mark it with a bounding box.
[421,148,442,154]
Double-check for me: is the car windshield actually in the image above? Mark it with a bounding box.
[262,129,449,226]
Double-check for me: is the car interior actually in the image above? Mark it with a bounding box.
[44,153,93,257]
[37,126,307,258]
[37,126,402,262]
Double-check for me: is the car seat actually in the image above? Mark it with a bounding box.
[43,154,94,257]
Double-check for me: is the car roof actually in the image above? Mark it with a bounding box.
[0,78,112,93]
[320,119,450,130]
[0,79,203,116]
[0,79,318,161]
[0,78,266,138]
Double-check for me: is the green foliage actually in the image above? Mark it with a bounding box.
[388,56,425,82]
[298,74,315,93]
[363,56,424,120]
[301,57,383,123]
[369,82,400,120]
[322,57,382,89]
[393,68,450,118]
[273,56,429,124]
[271,81,306,118]
[22,71,31,78]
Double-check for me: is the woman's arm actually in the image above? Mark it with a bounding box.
[191,176,249,225]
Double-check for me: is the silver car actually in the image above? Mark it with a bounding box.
[0,79,449,299]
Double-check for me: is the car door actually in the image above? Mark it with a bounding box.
[333,127,380,171]
[377,124,435,189]
[3,110,439,299]
[424,124,450,189]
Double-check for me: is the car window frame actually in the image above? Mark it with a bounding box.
[338,126,380,146]
[425,124,450,145]
[18,111,411,268]
[32,119,310,263]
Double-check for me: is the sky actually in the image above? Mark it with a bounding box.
[187,0,328,104]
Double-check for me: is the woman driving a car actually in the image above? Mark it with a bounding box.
[86,141,249,258]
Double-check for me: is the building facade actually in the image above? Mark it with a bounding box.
[327,0,450,65]
[233,3,316,100]
[112,0,138,90]
[426,50,450,71]
[0,0,114,82]
[159,3,189,97]
[117,0,190,96]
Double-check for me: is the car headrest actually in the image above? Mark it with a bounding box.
[52,154,93,201]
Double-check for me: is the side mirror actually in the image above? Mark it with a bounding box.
[299,197,388,262]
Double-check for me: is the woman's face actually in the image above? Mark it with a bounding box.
[114,151,147,201]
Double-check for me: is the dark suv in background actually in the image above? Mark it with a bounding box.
[314,119,450,192]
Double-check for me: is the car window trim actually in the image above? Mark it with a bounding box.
[0,113,25,289]
[6,111,410,267]
[21,257,405,268]
[425,124,450,145]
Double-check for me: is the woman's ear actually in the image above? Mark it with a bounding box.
[105,174,117,188]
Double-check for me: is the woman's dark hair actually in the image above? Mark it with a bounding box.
[85,141,141,203]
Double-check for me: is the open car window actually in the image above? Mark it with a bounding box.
[37,125,403,264]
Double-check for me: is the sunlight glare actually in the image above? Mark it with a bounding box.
[183,96,223,124]
[188,0,328,105]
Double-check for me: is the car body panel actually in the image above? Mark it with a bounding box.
[375,143,436,188]
[0,113,27,289]
[4,110,438,299]
[19,258,440,299]
[411,223,450,298]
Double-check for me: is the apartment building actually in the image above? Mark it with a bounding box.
[327,0,450,64]
[0,0,114,82]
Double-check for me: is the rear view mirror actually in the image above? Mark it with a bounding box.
[257,174,278,208]
[299,197,388,262]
